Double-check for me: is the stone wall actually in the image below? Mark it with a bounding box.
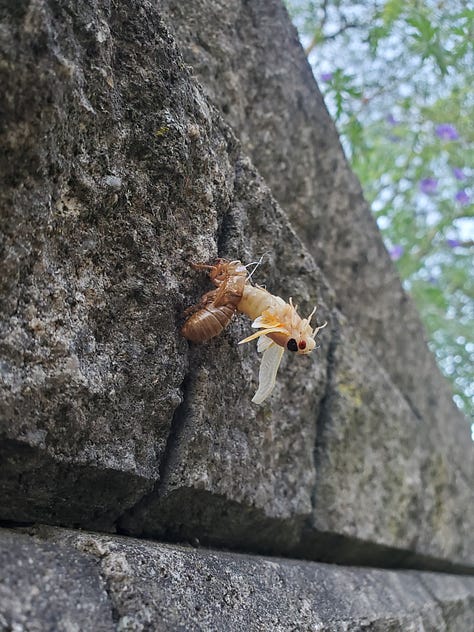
[2,527,474,631]
[0,0,472,629]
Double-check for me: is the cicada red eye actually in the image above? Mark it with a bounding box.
[298,340,307,350]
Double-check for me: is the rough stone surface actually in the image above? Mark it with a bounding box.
[309,319,473,565]
[9,526,474,632]
[0,0,473,573]
[0,529,114,631]
[0,0,238,527]
[119,162,334,557]
[159,0,466,435]
[121,310,473,569]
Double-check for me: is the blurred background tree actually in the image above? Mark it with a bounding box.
[286,0,473,425]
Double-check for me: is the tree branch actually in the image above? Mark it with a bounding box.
[305,18,362,56]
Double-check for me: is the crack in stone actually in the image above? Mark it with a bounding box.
[157,373,194,495]
[115,175,241,536]
[97,560,122,626]
[115,367,193,534]
[293,526,474,576]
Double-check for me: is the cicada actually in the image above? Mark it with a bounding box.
[182,259,326,404]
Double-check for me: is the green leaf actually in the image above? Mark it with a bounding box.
[382,0,404,26]
[286,0,474,420]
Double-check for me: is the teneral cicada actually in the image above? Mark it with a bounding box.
[182,259,326,404]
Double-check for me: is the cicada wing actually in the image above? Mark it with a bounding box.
[257,334,274,353]
[252,343,284,405]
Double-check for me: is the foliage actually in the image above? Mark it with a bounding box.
[286,0,474,423]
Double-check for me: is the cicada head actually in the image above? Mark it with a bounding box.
[279,301,326,355]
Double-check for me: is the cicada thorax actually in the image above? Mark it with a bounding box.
[237,285,321,354]
[181,259,248,343]
[237,286,292,346]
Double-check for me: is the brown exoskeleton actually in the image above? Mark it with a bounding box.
[181,259,248,343]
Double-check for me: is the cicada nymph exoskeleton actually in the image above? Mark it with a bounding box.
[180,259,248,343]
[181,258,327,404]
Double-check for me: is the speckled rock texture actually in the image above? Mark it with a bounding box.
[0,529,114,631]
[159,2,474,562]
[2,527,474,632]
[0,0,472,594]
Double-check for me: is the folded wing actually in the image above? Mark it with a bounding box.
[252,341,284,405]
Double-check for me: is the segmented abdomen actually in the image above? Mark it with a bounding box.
[181,304,236,342]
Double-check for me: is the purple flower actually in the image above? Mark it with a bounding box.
[419,177,438,195]
[452,167,466,181]
[435,124,459,141]
[455,190,470,205]
[320,72,333,83]
[386,113,398,126]
[389,245,404,261]
[446,239,461,248]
